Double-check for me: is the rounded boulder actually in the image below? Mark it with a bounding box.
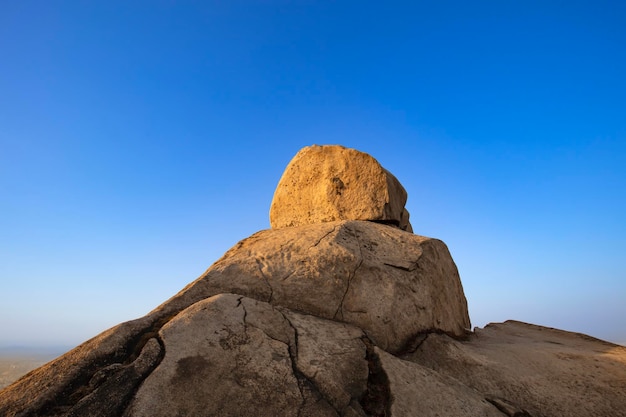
[270,145,412,231]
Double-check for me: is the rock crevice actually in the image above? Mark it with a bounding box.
[359,338,391,417]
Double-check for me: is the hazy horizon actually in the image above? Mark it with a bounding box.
[2,2,625,349]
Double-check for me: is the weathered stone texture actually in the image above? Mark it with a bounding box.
[270,145,412,231]
[375,347,502,417]
[125,294,303,417]
[283,310,368,414]
[404,320,626,417]
[155,220,471,353]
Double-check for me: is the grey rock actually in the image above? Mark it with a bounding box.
[67,338,162,417]
[404,320,626,417]
[125,294,303,417]
[125,294,371,417]
[375,347,502,416]
[282,310,368,414]
[0,315,161,417]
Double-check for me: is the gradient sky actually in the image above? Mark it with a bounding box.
[2,1,625,349]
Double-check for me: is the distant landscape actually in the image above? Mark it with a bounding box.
[0,347,69,389]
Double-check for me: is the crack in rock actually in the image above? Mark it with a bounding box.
[236,298,293,348]
[383,261,418,272]
[280,311,307,417]
[310,225,337,248]
[278,310,350,417]
[334,226,364,321]
[359,337,391,417]
[397,333,431,357]
[236,297,249,338]
[67,337,165,417]
[281,270,295,282]
[31,313,177,417]
[485,396,534,417]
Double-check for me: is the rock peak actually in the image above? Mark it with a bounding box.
[270,145,412,232]
[2,146,625,417]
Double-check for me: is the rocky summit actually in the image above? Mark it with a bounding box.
[1,145,625,417]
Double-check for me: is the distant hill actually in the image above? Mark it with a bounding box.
[0,347,67,389]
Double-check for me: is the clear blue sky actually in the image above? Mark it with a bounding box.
[2,1,625,349]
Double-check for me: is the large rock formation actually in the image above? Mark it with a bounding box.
[1,145,625,417]
[184,220,470,353]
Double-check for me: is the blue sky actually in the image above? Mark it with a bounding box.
[1,1,625,348]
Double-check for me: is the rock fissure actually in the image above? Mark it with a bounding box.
[237,297,249,338]
[132,316,174,361]
[310,225,337,248]
[32,314,174,417]
[333,226,364,321]
[66,337,164,417]
[281,270,295,282]
[371,219,400,228]
[485,396,533,417]
[359,337,391,417]
[397,333,432,357]
[383,261,418,272]
[238,300,293,348]
[278,311,307,416]
[397,327,473,357]
[278,310,348,417]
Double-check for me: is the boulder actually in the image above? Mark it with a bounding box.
[125,294,373,417]
[152,220,471,353]
[270,145,413,232]
[125,294,303,417]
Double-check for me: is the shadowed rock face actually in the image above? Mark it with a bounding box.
[2,145,625,417]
